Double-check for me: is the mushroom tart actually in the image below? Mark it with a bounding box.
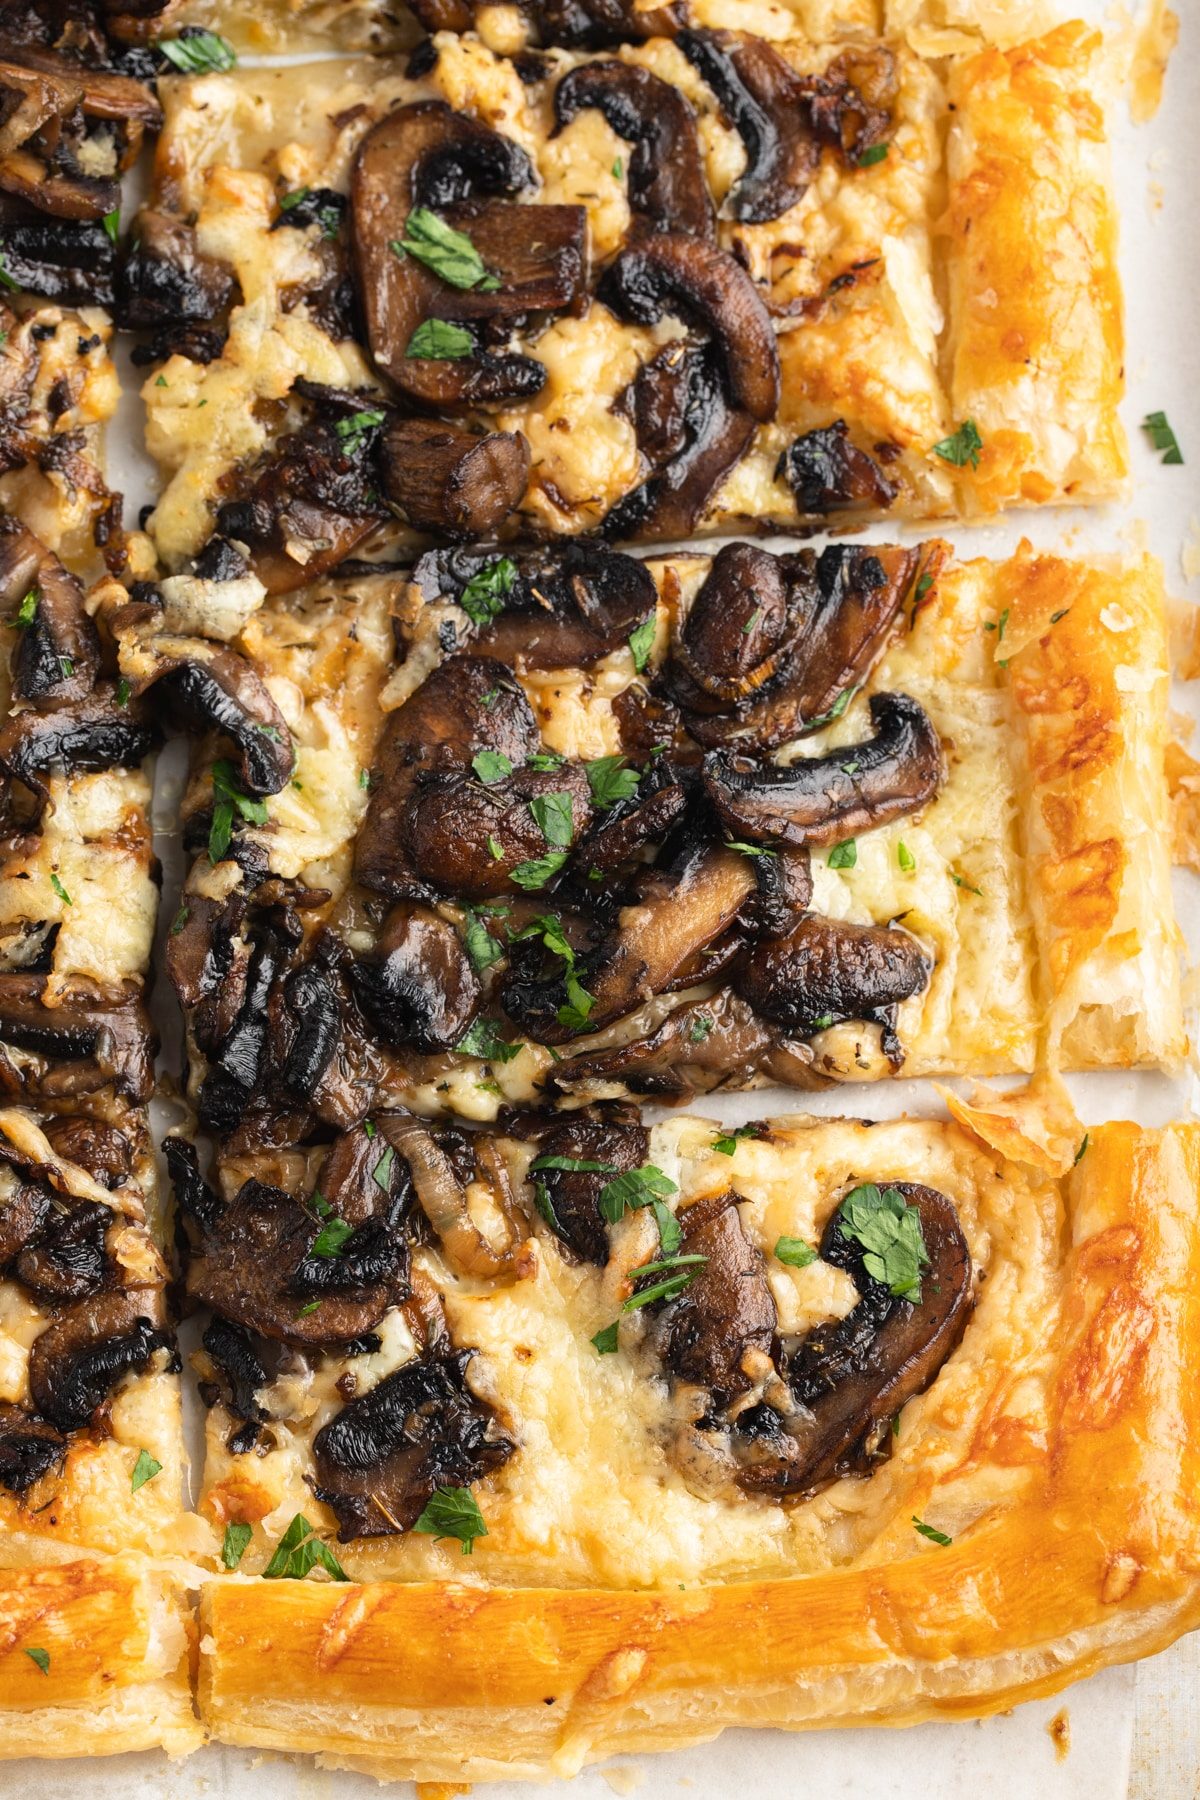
[135,21,1125,568]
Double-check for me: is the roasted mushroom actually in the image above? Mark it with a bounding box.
[311,1349,515,1541]
[379,417,530,538]
[525,1113,648,1264]
[0,53,159,222]
[403,761,592,899]
[777,419,898,516]
[200,1314,268,1455]
[115,210,238,361]
[0,1401,65,1493]
[652,1190,776,1394]
[554,61,713,237]
[0,978,156,1101]
[15,1198,110,1301]
[679,30,821,222]
[0,199,115,305]
[0,687,159,809]
[349,904,481,1053]
[378,1113,533,1282]
[734,913,930,1061]
[27,1289,168,1433]
[703,692,944,848]
[352,102,586,406]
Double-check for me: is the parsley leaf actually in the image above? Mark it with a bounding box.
[472,749,512,784]
[394,208,499,291]
[103,207,120,245]
[827,839,857,870]
[803,685,855,731]
[627,613,656,673]
[221,1522,252,1569]
[775,1235,817,1268]
[586,754,639,810]
[526,749,564,772]
[0,254,18,294]
[837,1183,929,1300]
[311,1215,353,1259]
[131,1448,162,1493]
[530,1154,615,1175]
[591,1321,620,1355]
[457,1017,522,1063]
[49,873,71,905]
[951,872,982,896]
[689,1012,714,1043]
[712,1124,761,1156]
[1143,410,1184,465]
[857,141,889,167]
[279,187,309,211]
[463,905,506,972]
[897,840,915,872]
[458,557,516,626]
[372,1146,395,1190]
[622,1255,706,1311]
[413,1484,488,1554]
[598,1164,677,1224]
[912,1515,952,1546]
[333,409,386,452]
[529,790,574,848]
[13,588,37,628]
[159,30,237,72]
[510,849,569,890]
[24,1647,49,1675]
[406,318,475,360]
[931,419,983,470]
[209,759,268,864]
[1074,1133,1090,1166]
[116,677,131,707]
[725,839,776,859]
[263,1513,348,1581]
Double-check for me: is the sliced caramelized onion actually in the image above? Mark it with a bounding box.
[377,1113,534,1282]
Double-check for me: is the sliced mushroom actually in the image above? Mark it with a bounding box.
[554,62,713,238]
[115,210,238,354]
[0,57,120,221]
[0,1401,65,1493]
[28,1289,168,1433]
[352,102,585,406]
[277,962,343,1103]
[377,1113,533,1282]
[777,419,898,516]
[355,656,538,901]
[0,200,114,305]
[667,543,918,751]
[574,758,688,881]
[0,686,158,810]
[536,0,684,46]
[15,1198,110,1301]
[196,932,280,1136]
[379,417,530,538]
[349,904,480,1054]
[404,761,592,900]
[745,841,812,938]
[12,557,99,707]
[734,913,930,1059]
[39,1116,133,1189]
[545,988,819,1098]
[526,1114,648,1264]
[734,1182,970,1496]
[311,1349,515,1542]
[703,692,944,849]
[679,30,821,222]
[502,838,756,1043]
[652,1191,776,1395]
[415,540,658,671]
[201,1314,268,1455]
[0,978,156,1101]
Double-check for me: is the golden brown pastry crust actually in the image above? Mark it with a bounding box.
[195,1119,1200,1782]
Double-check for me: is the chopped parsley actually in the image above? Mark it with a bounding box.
[742,606,762,635]
[1049,607,1071,625]
[359,767,371,789]
[898,841,916,873]
[263,1513,348,1581]
[393,208,500,291]
[725,839,777,859]
[1142,410,1184,465]
[827,839,857,870]
[526,749,564,772]
[931,418,983,470]
[914,572,934,601]
[221,1522,252,1570]
[24,1647,49,1675]
[13,588,37,628]
[463,905,506,972]
[804,685,855,731]
[857,142,890,167]
[837,1183,929,1300]
[597,1163,676,1225]
[530,1154,616,1175]
[131,1448,162,1493]
[627,613,656,673]
[775,1235,817,1268]
[810,1013,834,1031]
[333,409,386,453]
[951,872,982,896]
[102,207,120,245]
[509,849,569,891]
[586,754,639,810]
[591,1320,620,1355]
[0,254,19,293]
[372,1145,395,1190]
[311,1215,353,1259]
[208,759,268,864]
[1074,1133,1090,1166]
[689,1012,714,1044]
[159,30,237,72]
[406,318,475,360]
[279,187,309,211]
[529,791,575,848]
[49,873,71,905]
[457,1017,522,1063]
[487,833,504,861]
[458,557,516,626]
[912,1516,952,1547]
[612,157,623,180]
[413,1485,488,1554]
[472,749,512,784]
[170,904,189,936]
[622,1254,706,1311]
[116,677,131,707]
[508,912,593,1026]
[712,1123,761,1156]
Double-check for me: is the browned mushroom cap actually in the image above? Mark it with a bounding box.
[599,233,779,423]
[27,1289,169,1433]
[40,1116,133,1188]
[380,417,530,538]
[311,1349,516,1541]
[574,759,687,881]
[355,656,539,901]
[123,630,294,797]
[115,210,238,349]
[651,1190,775,1394]
[554,62,713,238]
[405,762,592,900]
[798,46,896,161]
[0,686,159,812]
[777,420,898,517]
[0,978,157,1101]
[15,1198,110,1302]
[546,989,819,1098]
[377,1113,534,1281]
[679,31,821,222]
[734,1182,970,1497]
[0,1175,51,1264]
[349,903,480,1054]
[667,543,918,751]
[352,102,585,407]
[502,838,756,1043]
[0,1401,65,1493]
[526,1114,648,1264]
[416,541,658,672]
[0,196,115,305]
[0,519,99,703]
[704,692,944,849]
[538,0,685,44]
[175,1130,412,1347]
[734,913,930,1051]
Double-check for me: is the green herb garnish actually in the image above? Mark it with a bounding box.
[262,1513,348,1581]
[159,30,237,73]
[458,557,516,627]
[827,839,857,870]
[837,1183,929,1300]
[457,1018,523,1063]
[221,1522,252,1569]
[931,418,983,469]
[1143,410,1184,465]
[775,1235,817,1268]
[627,613,656,673]
[413,1485,488,1555]
[406,318,475,360]
[394,208,500,291]
[586,754,639,810]
[131,1448,162,1493]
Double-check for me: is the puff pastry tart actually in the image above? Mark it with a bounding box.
[189,1109,1200,1782]
[155,536,1182,1131]
[121,17,1123,569]
[0,517,202,1756]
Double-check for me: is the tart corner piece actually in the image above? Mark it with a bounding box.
[195,1117,1200,1783]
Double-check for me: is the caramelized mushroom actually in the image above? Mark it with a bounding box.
[0,521,99,702]
[311,1349,515,1541]
[679,31,821,222]
[554,61,713,237]
[349,903,481,1053]
[777,419,898,516]
[28,1289,168,1432]
[404,761,592,899]
[0,198,114,304]
[527,1114,648,1264]
[734,914,930,1056]
[703,692,944,849]
[122,630,294,797]
[653,1191,775,1394]
[379,417,530,538]
[115,210,238,359]
[0,1401,64,1492]
[735,1182,970,1496]
[0,686,157,809]
[0,979,156,1101]
[378,1113,533,1282]
[15,1198,110,1301]
[201,1314,268,1454]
